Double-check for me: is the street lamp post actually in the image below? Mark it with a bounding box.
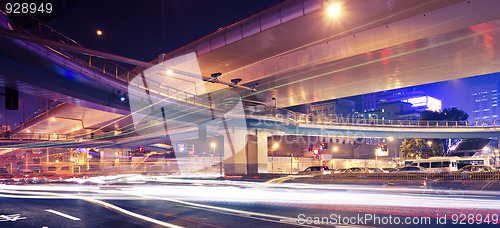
[271,97,277,117]
[388,137,394,165]
[427,141,432,157]
[211,142,220,176]
[272,142,279,173]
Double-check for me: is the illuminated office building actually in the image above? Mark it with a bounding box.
[471,83,499,120]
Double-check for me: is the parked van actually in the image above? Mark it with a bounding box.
[404,160,415,166]
[410,157,459,173]
[457,157,491,166]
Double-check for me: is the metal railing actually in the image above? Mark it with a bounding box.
[6,128,137,141]
[3,2,133,82]
[305,172,500,181]
[244,105,500,129]
[129,76,222,109]
[2,6,224,110]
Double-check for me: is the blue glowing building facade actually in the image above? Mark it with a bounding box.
[359,88,442,120]
[471,83,499,120]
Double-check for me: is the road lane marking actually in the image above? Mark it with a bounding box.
[131,193,315,227]
[179,205,312,227]
[0,190,183,228]
[45,209,81,221]
[79,197,184,228]
[0,214,27,222]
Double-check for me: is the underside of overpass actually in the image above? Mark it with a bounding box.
[163,0,500,108]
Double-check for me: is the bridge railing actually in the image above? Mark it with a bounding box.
[6,129,132,141]
[128,76,224,109]
[3,4,135,82]
[9,133,74,141]
[244,104,500,129]
[3,7,224,111]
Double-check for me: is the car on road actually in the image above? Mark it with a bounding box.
[368,168,389,173]
[298,166,332,175]
[0,168,8,175]
[397,166,428,172]
[336,168,347,173]
[458,165,499,173]
[344,167,373,174]
[382,168,399,172]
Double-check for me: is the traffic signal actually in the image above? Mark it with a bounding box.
[320,143,327,150]
[198,125,207,141]
[379,144,387,152]
[5,88,18,110]
[128,151,133,162]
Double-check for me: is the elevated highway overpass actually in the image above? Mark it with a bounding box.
[2,1,500,175]
[2,105,500,175]
[2,106,500,149]
[155,0,500,107]
[2,0,500,112]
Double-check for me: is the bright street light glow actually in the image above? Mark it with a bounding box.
[388,137,394,141]
[333,147,338,152]
[211,143,216,148]
[51,117,56,121]
[327,3,341,17]
[273,142,279,149]
[166,69,174,75]
[96,30,103,36]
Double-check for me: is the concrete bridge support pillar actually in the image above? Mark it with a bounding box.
[222,127,248,175]
[496,138,500,165]
[247,130,270,175]
[222,129,270,175]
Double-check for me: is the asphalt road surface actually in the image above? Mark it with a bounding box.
[1,179,500,227]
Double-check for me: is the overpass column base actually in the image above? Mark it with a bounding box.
[247,130,269,175]
[222,128,248,176]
